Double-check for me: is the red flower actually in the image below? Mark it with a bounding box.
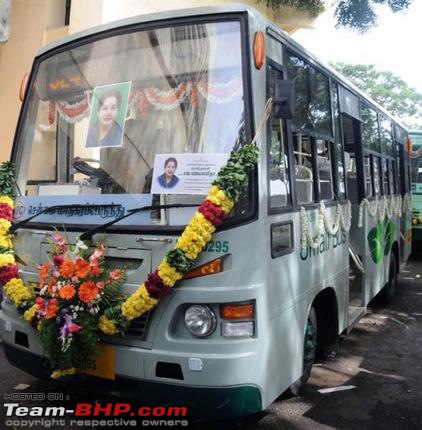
[52,254,64,267]
[91,265,101,276]
[0,203,13,221]
[0,264,19,286]
[145,270,172,299]
[198,200,225,226]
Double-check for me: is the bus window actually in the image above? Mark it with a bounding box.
[381,158,388,195]
[389,160,396,194]
[364,155,373,198]
[361,104,380,152]
[286,52,332,136]
[267,65,290,208]
[293,132,314,204]
[380,116,393,156]
[316,139,333,200]
[373,156,381,196]
[332,83,346,200]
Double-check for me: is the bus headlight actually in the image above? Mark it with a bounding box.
[184,305,217,337]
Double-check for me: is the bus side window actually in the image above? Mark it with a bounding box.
[268,65,290,208]
[373,156,381,196]
[293,132,314,204]
[316,139,334,200]
[389,160,396,194]
[364,155,373,198]
[381,158,388,195]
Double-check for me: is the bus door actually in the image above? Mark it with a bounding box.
[395,127,412,260]
[338,87,367,323]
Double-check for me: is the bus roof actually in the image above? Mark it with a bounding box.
[35,2,407,133]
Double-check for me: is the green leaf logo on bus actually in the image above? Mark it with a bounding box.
[367,220,395,264]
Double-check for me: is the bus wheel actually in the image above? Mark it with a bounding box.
[289,307,317,395]
[379,254,398,304]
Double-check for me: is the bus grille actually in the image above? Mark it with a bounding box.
[125,311,153,340]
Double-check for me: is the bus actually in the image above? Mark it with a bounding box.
[0,4,413,418]
[409,131,422,245]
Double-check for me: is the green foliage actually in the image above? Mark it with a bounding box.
[256,0,324,17]
[334,0,412,33]
[166,249,194,273]
[331,62,422,129]
[0,161,16,197]
[213,143,259,200]
[257,0,412,32]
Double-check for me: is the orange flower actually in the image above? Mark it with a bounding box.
[45,299,58,319]
[60,260,75,278]
[59,284,76,300]
[74,258,91,279]
[78,280,98,304]
[47,278,57,296]
[39,262,50,279]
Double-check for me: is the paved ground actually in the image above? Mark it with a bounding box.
[1,250,421,430]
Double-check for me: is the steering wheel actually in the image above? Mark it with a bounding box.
[72,157,125,193]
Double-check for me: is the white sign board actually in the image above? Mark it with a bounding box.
[151,153,228,195]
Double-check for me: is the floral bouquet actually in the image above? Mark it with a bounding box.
[24,233,128,378]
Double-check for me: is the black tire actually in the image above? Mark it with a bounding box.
[289,307,317,395]
[379,254,398,304]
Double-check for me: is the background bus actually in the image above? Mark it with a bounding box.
[410,131,422,245]
[0,4,412,417]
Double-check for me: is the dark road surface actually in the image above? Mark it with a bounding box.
[1,251,421,430]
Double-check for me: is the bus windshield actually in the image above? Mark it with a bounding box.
[14,20,248,227]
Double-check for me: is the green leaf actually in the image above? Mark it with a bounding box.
[367,224,383,264]
[383,221,395,256]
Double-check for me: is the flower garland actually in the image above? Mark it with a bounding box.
[358,195,404,228]
[56,91,91,124]
[300,201,352,251]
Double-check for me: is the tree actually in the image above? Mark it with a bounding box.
[257,0,412,32]
[331,63,422,128]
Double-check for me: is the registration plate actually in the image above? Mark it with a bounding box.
[79,345,115,380]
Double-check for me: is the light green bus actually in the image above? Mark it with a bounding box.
[410,131,422,244]
[0,4,412,418]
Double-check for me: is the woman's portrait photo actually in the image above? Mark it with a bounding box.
[85,82,131,149]
[157,157,180,189]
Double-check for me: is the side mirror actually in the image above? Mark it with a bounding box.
[274,79,295,119]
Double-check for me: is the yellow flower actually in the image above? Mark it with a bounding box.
[98,315,119,335]
[0,253,15,267]
[51,367,76,379]
[158,260,183,287]
[206,186,234,214]
[0,196,14,208]
[23,304,38,322]
[121,284,158,320]
[0,234,12,249]
[4,278,34,305]
[0,218,12,236]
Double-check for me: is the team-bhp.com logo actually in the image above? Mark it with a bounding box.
[4,403,189,428]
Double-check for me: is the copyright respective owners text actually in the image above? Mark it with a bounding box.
[4,393,190,428]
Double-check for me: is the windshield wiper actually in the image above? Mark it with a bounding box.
[80,203,199,241]
[10,204,122,234]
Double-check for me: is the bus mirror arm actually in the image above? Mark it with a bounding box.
[273,79,295,120]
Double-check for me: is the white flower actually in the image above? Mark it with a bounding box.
[72,313,78,319]
[76,240,88,250]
